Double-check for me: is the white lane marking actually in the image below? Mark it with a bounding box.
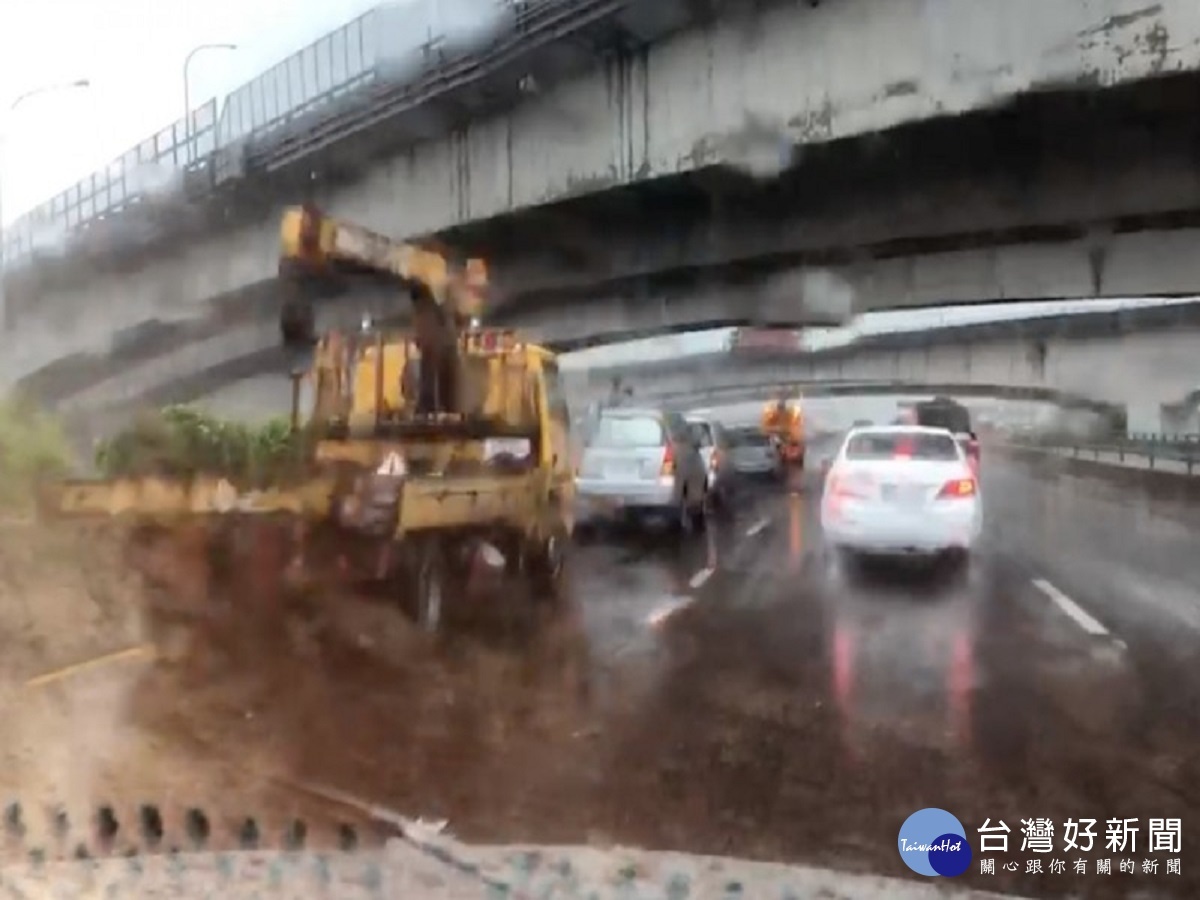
[1033,578,1111,637]
[647,597,693,627]
[688,567,714,589]
[745,517,770,537]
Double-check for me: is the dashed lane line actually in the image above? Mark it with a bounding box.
[745,517,770,537]
[1032,577,1115,639]
[688,567,714,589]
[647,597,693,627]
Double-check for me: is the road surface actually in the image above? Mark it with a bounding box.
[0,447,1196,898]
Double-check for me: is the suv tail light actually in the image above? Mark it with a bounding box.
[710,448,721,471]
[937,477,977,499]
[661,443,676,478]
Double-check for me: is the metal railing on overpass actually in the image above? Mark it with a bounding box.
[3,0,627,271]
[631,378,1120,416]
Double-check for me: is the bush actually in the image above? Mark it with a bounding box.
[94,405,311,487]
[0,394,74,508]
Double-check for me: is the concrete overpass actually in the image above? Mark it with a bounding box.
[29,297,1181,438]
[8,0,1200,388]
[560,301,1200,433]
[20,296,1194,431]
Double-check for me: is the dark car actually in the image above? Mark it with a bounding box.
[914,397,980,470]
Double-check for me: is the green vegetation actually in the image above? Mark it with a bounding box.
[94,405,311,487]
[0,394,73,508]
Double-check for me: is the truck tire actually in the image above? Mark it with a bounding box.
[404,540,465,634]
[528,531,568,604]
[411,544,445,633]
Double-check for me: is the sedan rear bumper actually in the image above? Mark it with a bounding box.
[574,478,678,522]
[821,502,981,555]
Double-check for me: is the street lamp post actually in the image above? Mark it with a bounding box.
[0,78,90,332]
[183,43,237,163]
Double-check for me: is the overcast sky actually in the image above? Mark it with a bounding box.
[0,0,380,221]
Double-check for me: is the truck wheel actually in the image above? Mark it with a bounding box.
[408,541,453,633]
[528,532,568,604]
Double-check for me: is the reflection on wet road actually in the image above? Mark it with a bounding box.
[12,449,1198,898]
[521,450,1199,898]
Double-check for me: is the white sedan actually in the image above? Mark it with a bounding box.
[820,425,982,562]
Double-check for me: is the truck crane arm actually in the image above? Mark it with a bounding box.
[277,204,487,349]
[277,204,490,417]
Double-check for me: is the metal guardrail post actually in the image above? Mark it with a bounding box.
[1047,431,1200,474]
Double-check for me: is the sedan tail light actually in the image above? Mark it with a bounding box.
[937,477,977,499]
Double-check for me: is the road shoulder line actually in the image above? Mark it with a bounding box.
[1032,577,1111,637]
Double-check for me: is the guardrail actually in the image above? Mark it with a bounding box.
[1029,432,1200,475]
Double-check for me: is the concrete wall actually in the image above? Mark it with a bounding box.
[324,0,1200,231]
[600,328,1200,434]
[34,224,1200,411]
[11,0,1200,385]
[183,324,1200,437]
[521,228,1200,346]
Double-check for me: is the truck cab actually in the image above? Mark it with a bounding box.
[761,397,806,468]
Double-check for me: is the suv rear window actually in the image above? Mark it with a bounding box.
[729,430,771,447]
[590,415,665,448]
[914,400,971,435]
[845,431,961,461]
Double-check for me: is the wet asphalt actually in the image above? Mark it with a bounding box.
[494,447,1186,897]
[96,441,1200,899]
[564,446,1200,898]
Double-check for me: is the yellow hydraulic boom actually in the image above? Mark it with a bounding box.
[277,204,491,420]
[277,204,488,347]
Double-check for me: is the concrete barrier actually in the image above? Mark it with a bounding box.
[989,442,1200,504]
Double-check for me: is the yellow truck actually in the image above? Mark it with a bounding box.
[760,392,806,469]
[40,205,575,634]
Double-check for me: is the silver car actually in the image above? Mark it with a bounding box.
[727,428,784,479]
[685,414,736,506]
[575,407,709,532]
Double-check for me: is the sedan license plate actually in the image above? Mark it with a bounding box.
[883,484,925,506]
[604,461,638,479]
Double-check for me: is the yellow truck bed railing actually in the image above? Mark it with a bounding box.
[38,472,540,535]
[39,476,337,522]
